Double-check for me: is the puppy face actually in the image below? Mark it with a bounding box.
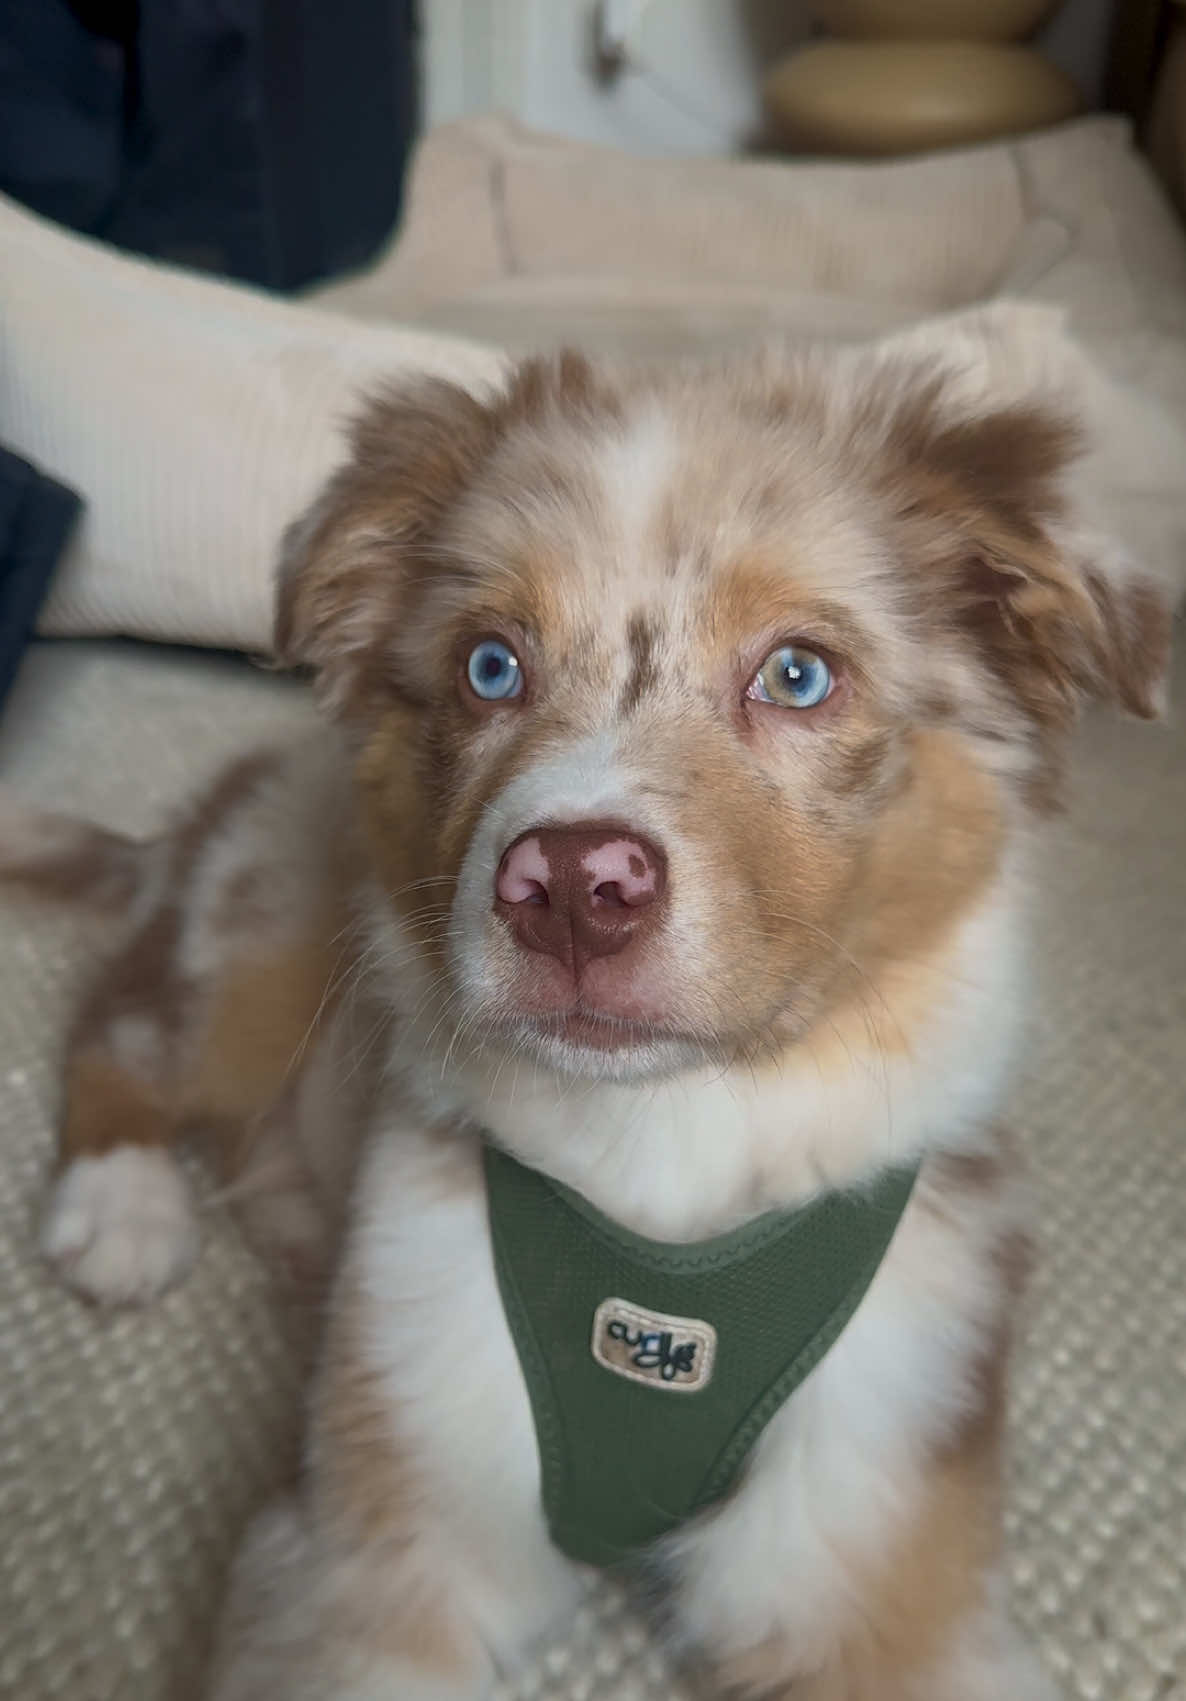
[278,350,1168,1083]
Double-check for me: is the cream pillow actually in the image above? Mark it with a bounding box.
[0,191,506,654]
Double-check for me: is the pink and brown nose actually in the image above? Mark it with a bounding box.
[494,825,666,971]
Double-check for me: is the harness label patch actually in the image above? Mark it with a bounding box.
[591,1297,717,1393]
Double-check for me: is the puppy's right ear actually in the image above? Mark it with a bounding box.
[274,375,500,716]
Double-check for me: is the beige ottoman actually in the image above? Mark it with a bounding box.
[765,0,1080,155]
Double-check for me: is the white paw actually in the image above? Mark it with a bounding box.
[41,1148,200,1304]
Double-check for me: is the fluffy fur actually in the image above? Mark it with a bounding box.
[5,336,1171,1701]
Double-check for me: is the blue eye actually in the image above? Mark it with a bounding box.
[466,639,523,702]
[748,645,833,710]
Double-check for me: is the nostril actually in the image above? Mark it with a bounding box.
[592,881,630,908]
[495,835,554,907]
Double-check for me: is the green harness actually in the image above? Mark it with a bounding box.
[484,1144,917,1569]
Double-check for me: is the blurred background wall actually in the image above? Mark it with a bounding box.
[423,0,1118,156]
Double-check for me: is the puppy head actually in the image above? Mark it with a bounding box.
[277,345,1170,1084]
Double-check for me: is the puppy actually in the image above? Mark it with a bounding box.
[7,341,1171,1701]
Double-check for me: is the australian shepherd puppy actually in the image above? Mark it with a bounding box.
[4,329,1170,1701]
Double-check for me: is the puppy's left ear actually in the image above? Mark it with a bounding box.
[856,306,1174,732]
[934,398,1168,720]
[881,377,1173,736]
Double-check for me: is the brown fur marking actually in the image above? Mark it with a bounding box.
[61,904,183,1158]
[60,1045,173,1162]
[619,610,662,714]
[0,815,144,913]
[181,934,342,1127]
[923,1141,1033,1453]
[850,729,1004,979]
[58,753,280,1166]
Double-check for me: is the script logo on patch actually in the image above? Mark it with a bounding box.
[591,1297,717,1393]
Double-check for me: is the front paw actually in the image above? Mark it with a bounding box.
[41,1148,199,1304]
